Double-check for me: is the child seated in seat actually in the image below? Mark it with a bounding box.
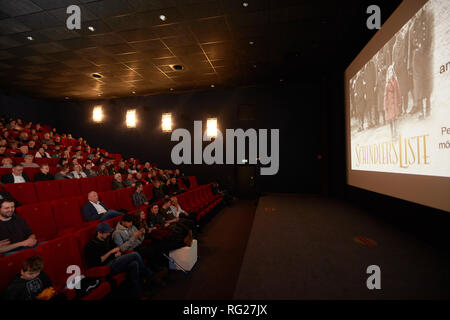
[2,256,56,300]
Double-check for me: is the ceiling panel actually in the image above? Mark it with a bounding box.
[0,0,403,99]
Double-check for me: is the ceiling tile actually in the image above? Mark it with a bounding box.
[0,18,32,35]
[16,11,62,29]
[0,0,43,17]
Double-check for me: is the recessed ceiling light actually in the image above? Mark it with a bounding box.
[27,36,34,41]
[243,2,249,7]
[159,14,166,21]
[170,88,174,91]
[253,64,257,68]
[132,91,136,94]
[65,97,69,99]
[171,64,183,71]
[249,41,254,45]
[210,84,215,88]
[88,26,95,32]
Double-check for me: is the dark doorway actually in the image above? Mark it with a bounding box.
[236,165,257,199]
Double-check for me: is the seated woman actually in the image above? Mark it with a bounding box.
[97,163,110,176]
[70,164,87,179]
[34,147,50,158]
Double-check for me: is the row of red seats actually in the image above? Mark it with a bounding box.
[0,175,199,206]
[0,220,122,300]
[0,176,115,204]
[0,157,60,166]
[177,184,223,221]
[12,180,213,244]
[0,182,219,299]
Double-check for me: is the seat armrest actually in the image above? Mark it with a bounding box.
[85,266,111,278]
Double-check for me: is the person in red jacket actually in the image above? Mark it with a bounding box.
[384,64,402,139]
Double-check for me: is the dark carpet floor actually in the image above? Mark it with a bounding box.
[145,199,257,300]
[233,194,450,299]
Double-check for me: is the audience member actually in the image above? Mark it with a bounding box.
[0,157,13,168]
[33,164,54,182]
[27,140,36,151]
[2,256,53,300]
[54,165,72,180]
[70,164,87,179]
[40,133,54,146]
[34,147,50,158]
[112,173,125,190]
[84,163,97,177]
[132,182,149,207]
[14,145,29,158]
[0,199,37,256]
[21,155,40,168]
[81,191,123,222]
[152,180,166,201]
[123,173,135,188]
[1,164,30,184]
[142,162,151,173]
[0,146,8,157]
[117,161,128,175]
[84,222,153,299]
[97,164,110,176]
[112,214,167,274]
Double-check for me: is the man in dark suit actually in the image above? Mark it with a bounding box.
[82,191,123,222]
[1,165,30,184]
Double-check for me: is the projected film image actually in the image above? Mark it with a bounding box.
[349,0,450,178]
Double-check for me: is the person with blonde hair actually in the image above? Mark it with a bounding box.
[21,155,39,168]
[70,164,87,179]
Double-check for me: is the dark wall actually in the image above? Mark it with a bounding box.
[53,83,326,195]
[0,90,59,128]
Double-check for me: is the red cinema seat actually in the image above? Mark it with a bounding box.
[35,234,111,300]
[49,166,59,176]
[51,198,84,233]
[16,202,58,241]
[34,158,51,166]
[79,177,98,196]
[97,176,113,192]
[0,249,35,294]
[143,184,153,201]
[98,191,120,211]
[74,221,124,288]
[177,179,187,190]
[13,157,24,165]
[188,176,198,189]
[4,182,38,205]
[116,188,135,212]
[74,224,97,270]
[0,168,11,178]
[49,158,59,167]
[23,168,40,181]
[35,235,84,290]
[59,179,81,198]
[34,180,62,202]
